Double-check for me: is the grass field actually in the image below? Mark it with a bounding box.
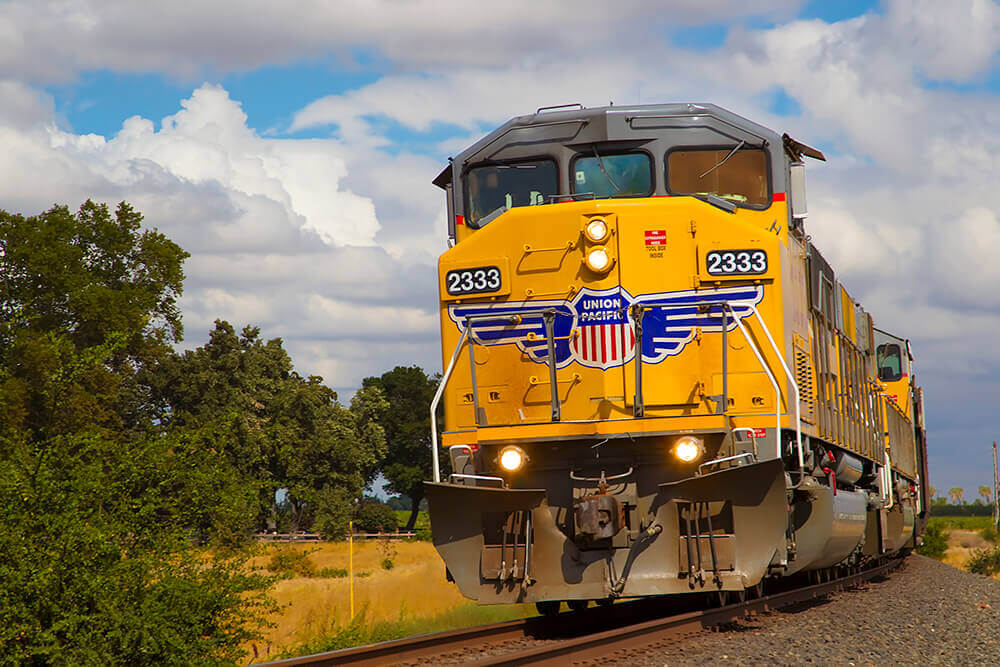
[927,516,995,531]
[243,539,533,663]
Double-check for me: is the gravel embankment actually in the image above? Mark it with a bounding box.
[614,555,1000,665]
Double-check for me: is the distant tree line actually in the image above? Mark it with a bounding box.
[0,202,441,663]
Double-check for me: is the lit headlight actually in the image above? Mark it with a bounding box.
[499,446,527,472]
[585,247,613,273]
[584,218,609,243]
[673,436,704,463]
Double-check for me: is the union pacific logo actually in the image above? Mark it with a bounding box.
[449,285,763,370]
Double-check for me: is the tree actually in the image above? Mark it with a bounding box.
[155,320,387,534]
[0,202,273,663]
[0,201,187,441]
[362,366,441,530]
[980,485,993,505]
[949,487,965,505]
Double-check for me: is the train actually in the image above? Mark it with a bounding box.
[424,102,929,614]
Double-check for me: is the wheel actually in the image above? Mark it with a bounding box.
[567,599,589,612]
[732,587,747,604]
[713,590,728,607]
[535,600,561,616]
[748,580,764,599]
[596,598,614,608]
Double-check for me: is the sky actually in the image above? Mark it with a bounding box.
[1,0,998,496]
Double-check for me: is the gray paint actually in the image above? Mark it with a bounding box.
[435,103,792,235]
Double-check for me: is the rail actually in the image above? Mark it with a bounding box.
[261,556,904,666]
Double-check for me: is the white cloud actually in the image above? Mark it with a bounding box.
[0,83,441,389]
[0,1,804,82]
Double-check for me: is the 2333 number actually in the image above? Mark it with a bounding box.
[706,249,767,276]
[445,266,502,295]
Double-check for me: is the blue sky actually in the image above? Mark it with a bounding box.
[2,0,999,496]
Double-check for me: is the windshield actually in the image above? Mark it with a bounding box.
[465,159,558,226]
[667,147,769,206]
[572,152,652,198]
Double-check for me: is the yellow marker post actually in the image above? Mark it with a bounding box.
[349,520,355,619]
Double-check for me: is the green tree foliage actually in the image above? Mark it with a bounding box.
[355,502,399,533]
[0,201,186,441]
[0,432,274,664]
[979,485,993,505]
[0,202,275,663]
[155,320,388,534]
[361,366,441,530]
[949,487,965,505]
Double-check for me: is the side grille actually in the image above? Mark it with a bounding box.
[794,341,816,424]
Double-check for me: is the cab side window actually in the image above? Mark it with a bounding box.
[876,343,903,382]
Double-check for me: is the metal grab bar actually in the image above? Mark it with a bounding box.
[569,466,634,482]
[727,306,782,459]
[430,325,470,483]
[448,473,505,488]
[698,452,756,475]
[429,307,572,482]
[627,298,803,473]
[745,304,804,475]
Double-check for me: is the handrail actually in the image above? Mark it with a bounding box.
[728,306,783,459]
[448,473,505,488]
[429,325,470,483]
[881,449,896,510]
[746,304,804,474]
[699,452,756,475]
[430,308,570,482]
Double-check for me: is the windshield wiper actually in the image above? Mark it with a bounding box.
[698,140,745,179]
[592,146,623,194]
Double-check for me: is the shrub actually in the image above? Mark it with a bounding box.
[316,567,348,578]
[981,525,999,544]
[917,522,948,560]
[355,502,398,533]
[966,545,1000,576]
[268,548,317,578]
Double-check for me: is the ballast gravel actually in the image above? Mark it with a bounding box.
[614,555,1000,665]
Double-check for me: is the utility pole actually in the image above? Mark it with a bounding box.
[993,441,999,531]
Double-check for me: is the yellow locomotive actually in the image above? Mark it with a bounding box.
[425,103,928,613]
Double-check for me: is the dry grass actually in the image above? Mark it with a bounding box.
[942,530,986,570]
[244,540,486,661]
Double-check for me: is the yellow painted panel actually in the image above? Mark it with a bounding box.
[711,372,775,412]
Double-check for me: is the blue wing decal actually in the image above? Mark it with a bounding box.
[633,285,763,363]
[449,300,576,368]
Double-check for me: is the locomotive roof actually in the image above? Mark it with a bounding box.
[434,103,808,189]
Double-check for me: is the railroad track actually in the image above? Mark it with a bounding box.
[261,557,903,666]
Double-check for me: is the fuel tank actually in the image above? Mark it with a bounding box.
[786,476,867,574]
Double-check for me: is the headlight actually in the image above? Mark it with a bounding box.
[673,436,704,463]
[584,218,609,243]
[498,446,527,472]
[585,247,613,273]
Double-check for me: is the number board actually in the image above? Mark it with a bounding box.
[445,266,502,296]
[705,249,768,276]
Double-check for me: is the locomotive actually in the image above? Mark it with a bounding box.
[424,103,928,613]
